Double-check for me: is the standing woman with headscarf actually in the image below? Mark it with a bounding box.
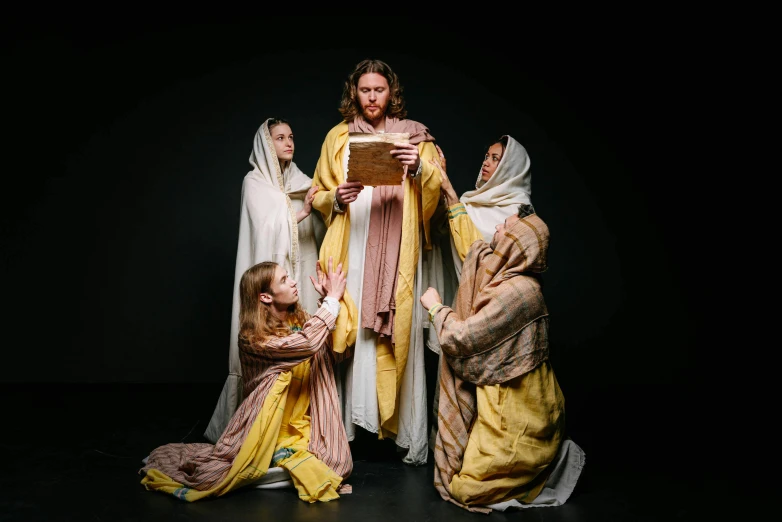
[435,135,533,278]
[204,117,325,443]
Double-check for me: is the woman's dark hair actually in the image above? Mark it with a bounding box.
[486,135,509,156]
[266,117,290,129]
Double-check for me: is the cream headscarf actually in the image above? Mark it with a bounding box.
[459,135,532,243]
[245,118,317,277]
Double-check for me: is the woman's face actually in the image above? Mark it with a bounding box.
[480,142,504,183]
[269,123,294,163]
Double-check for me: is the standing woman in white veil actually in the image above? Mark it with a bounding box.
[436,135,533,278]
[204,117,325,443]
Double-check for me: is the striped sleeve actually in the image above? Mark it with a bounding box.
[243,307,336,360]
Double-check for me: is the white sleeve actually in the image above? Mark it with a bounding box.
[320,296,341,329]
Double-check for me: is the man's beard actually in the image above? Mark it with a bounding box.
[361,102,387,124]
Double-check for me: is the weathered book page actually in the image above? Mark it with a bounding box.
[347,132,410,186]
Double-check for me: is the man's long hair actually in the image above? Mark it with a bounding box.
[339,59,407,121]
[238,261,308,348]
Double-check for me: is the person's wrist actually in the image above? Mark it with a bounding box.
[447,202,466,220]
[428,303,444,323]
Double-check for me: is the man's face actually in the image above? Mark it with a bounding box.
[357,72,390,124]
[491,214,520,249]
[269,123,294,163]
[266,265,299,309]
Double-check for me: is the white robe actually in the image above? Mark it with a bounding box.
[338,138,429,466]
[203,118,324,443]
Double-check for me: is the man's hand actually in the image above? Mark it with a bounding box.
[420,287,442,310]
[335,181,364,205]
[309,259,327,297]
[390,142,420,180]
[310,256,346,301]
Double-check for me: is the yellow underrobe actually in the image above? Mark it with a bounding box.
[449,361,564,506]
[141,359,342,503]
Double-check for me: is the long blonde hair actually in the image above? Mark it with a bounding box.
[238,261,308,348]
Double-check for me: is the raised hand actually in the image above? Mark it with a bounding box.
[429,146,458,206]
[310,257,346,301]
[323,256,346,300]
[309,259,327,297]
[435,144,447,174]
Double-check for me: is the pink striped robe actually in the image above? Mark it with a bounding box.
[140,307,352,492]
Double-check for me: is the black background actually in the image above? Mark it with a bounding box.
[3,16,723,476]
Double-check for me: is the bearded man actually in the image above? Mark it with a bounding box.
[310,59,442,465]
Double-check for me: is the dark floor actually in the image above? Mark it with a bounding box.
[0,383,764,521]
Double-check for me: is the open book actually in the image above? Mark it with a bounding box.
[347,132,410,186]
